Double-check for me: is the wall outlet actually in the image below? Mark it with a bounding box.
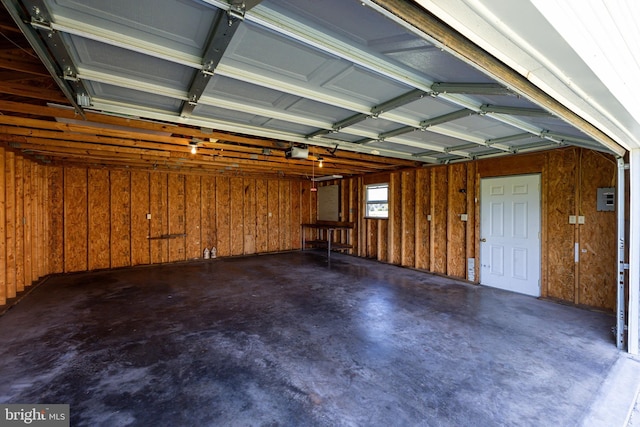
[578,216,585,224]
[460,213,468,221]
[427,214,432,221]
[569,215,577,224]
[146,213,152,220]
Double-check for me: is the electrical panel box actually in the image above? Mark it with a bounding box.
[597,187,615,211]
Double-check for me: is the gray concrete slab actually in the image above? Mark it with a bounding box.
[0,252,635,426]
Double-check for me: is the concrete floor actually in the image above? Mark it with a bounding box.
[0,251,637,426]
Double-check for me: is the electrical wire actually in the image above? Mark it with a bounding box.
[0,29,38,59]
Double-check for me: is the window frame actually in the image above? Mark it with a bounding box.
[364,183,389,219]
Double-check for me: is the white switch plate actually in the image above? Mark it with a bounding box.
[427,214,432,221]
[460,214,468,221]
[578,216,585,224]
[146,213,151,220]
[569,215,577,224]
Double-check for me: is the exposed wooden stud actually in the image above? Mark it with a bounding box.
[243,178,257,255]
[447,163,466,279]
[185,174,202,260]
[23,159,32,288]
[88,169,111,270]
[216,177,231,257]
[415,168,430,270]
[230,177,244,256]
[63,167,88,272]
[267,180,279,252]
[0,147,5,305]
[131,171,151,266]
[48,166,64,274]
[401,169,416,268]
[278,181,289,251]
[388,172,401,265]
[168,174,186,262]
[5,151,15,298]
[378,219,388,262]
[466,162,477,282]
[37,164,46,278]
[290,180,301,250]
[201,175,217,255]
[430,166,448,274]
[14,156,24,292]
[255,179,268,253]
[110,170,131,268]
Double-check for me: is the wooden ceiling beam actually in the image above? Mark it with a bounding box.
[0,101,418,166]
[3,136,172,157]
[0,126,373,174]
[0,53,49,76]
[0,101,418,174]
[0,81,67,103]
[46,157,301,180]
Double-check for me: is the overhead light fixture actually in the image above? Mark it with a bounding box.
[311,175,343,182]
[317,156,323,168]
[189,139,201,154]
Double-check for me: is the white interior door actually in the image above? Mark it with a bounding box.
[480,174,541,296]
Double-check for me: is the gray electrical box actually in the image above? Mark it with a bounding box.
[597,187,615,211]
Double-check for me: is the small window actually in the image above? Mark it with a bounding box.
[365,183,389,218]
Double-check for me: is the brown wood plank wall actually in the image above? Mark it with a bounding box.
[45,168,309,271]
[0,147,618,313]
[546,150,578,302]
[577,150,617,309]
[0,148,49,306]
[351,148,617,311]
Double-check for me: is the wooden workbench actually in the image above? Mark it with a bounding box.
[301,221,354,258]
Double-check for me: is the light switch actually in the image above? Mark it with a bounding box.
[578,216,585,224]
[460,214,468,221]
[569,215,576,224]
[146,213,151,220]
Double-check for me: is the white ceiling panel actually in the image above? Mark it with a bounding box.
[48,0,218,55]
[6,0,621,166]
[65,36,194,91]
[88,82,183,111]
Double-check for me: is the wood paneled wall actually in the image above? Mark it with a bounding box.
[0,146,619,312]
[335,148,618,311]
[0,147,49,306]
[45,168,314,273]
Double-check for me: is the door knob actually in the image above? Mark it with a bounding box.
[480,238,486,242]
